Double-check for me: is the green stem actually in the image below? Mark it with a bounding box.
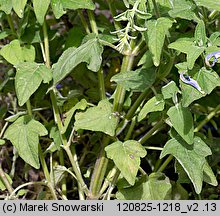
[113,54,135,112]
[87,11,106,100]
[8,181,52,200]
[88,136,109,199]
[208,10,219,20]
[126,89,150,120]
[103,168,120,200]
[87,10,98,35]
[42,19,89,197]
[145,146,163,151]
[139,120,164,144]
[108,0,122,32]
[25,97,56,198]
[43,21,50,68]
[26,100,33,116]
[152,0,161,18]
[78,11,91,34]
[194,104,220,132]
[64,146,89,196]
[59,150,67,198]
[124,117,136,140]
[38,146,58,199]
[0,164,14,195]
[98,69,106,100]
[157,155,173,173]
[6,14,16,35]
[0,122,8,138]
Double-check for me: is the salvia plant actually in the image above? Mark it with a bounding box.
[0,0,220,200]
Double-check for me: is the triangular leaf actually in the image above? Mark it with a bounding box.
[0,40,35,65]
[49,127,62,150]
[110,67,156,92]
[145,17,173,66]
[195,20,207,47]
[0,0,12,14]
[105,140,147,185]
[138,94,165,122]
[167,103,194,144]
[53,37,103,84]
[15,62,52,106]
[203,161,218,186]
[74,99,117,136]
[33,0,50,24]
[51,0,65,19]
[160,135,212,194]
[61,99,87,134]
[162,81,179,99]
[12,0,27,18]
[116,173,172,200]
[168,0,198,21]
[168,38,205,69]
[4,115,48,169]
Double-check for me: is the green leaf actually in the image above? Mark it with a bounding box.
[51,0,95,18]
[51,0,65,19]
[12,0,27,18]
[65,26,85,49]
[175,159,191,184]
[17,189,28,197]
[53,165,68,186]
[167,104,194,144]
[0,29,11,40]
[15,62,52,106]
[61,99,87,134]
[0,40,35,65]
[181,67,220,107]
[49,127,62,150]
[33,0,50,24]
[4,115,48,169]
[0,0,12,14]
[0,173,12,191]
[195,20,207,47]
[194,0,220,11]
[160,135,212,194]
[162,81,179,99]
[74,99,117,136]
[53,37,103,85]
[0,139,5,145]
[105,140,147,185]
[110,67,156,92]
[5,112,26,122]
[168,0,198,21]
[61,0,95,10]
[138,94,165,122]
[116,173,172,200]
[203,161,218,186]
[145,17,173,66]
[168,38,205,69]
